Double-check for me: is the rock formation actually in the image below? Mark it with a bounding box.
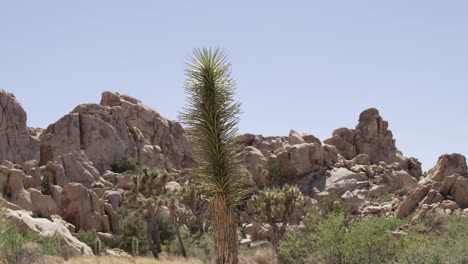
[324,108,421,176]
[395,153,468,219]
[0,89,39,163]
[39,91,193,172]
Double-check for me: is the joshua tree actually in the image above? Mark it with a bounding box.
[123,168,169,259]
[168,197,188,258]
[247,184,305,250]
[178,181,209,237]
[180,48,247,264]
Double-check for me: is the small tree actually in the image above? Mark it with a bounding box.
[41,172,53,195]
[168,197,188,258]
[114,210,149,256]
[178,182,209,237]
[247,184,305,249]
[123,168,169,259]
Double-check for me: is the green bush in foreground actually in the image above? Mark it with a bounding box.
[114,210,149,256]
[279,206,468,264]
[279,204,402,264]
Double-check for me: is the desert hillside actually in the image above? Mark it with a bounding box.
[0,88,467,263]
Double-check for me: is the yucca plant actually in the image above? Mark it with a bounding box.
[180,47,247,264]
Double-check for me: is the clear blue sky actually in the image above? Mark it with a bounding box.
[1,1,467,170]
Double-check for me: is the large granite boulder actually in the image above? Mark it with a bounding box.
[39,91,193,172]
[0,89,39,163]
[5,209,93,255]
[429,153,468,182]
[61,183,114,233]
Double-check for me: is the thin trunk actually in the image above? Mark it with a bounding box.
[174,217,187,258]
[212,194,239,264]
[196,215,204,237]
[152,216,162,253]
[270,223,280,251]
[146,214,159,259]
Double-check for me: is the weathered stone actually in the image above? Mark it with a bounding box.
[0,90,40,164]
[395,185,431,218]
[61,183,113,232]
[236,146,268,186]
[429,154,468,182]
[39,91,193,172]
[288,130,305,145]
[5,209,93,255]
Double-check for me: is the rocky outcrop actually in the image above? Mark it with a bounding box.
[236,146,268,187]
[395,154,468,219]
[44,151,103,188]
[428,153,468,182]
[5,209,93,255]
[39,91,193,172]
[324,108,420,175]
[0,89,39,163]
[61,183,115,233]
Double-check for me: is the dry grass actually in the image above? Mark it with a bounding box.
[239,248,278,264]
[44,256,203,264]
[42,249,277,264]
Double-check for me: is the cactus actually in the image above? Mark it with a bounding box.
[94,238,101,255]
[131,237,139,256]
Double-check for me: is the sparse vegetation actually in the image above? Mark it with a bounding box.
[247,185,305,250]
[112,157,139,173]
[41,172,54,195]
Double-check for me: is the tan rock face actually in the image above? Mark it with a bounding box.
[429,153,468,182]
[236,146,268,187]
[396,154,468,219]
[0,90,39,163]
[61,183,115,233]
[40,91,193,172]
[324,108,420,175]
[56,151,101,187]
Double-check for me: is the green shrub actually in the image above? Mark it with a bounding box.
[41,172,54,195]
[112,157,139,173]
[279,208,403,264]
[184,231,214,262]
[158,213,176,246]
[75,230,100,254]
[114,210,149,255]
[277,231,311,264]
[1,223,73,263]
[343,216,401,264]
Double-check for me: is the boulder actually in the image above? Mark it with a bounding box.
[429,154,468,182]
[102,190,122,210]
[29,188,57,218]
[0,90,40,164]
[288,130,305,145]
[278,143,324,178]
[326,168,367,195]
[5,209,93,255]
[61,183,113,232]
[395,185,431,219]
[56,151,101,187]
[39,91,193,172]
[237,146,268,186]
[451,176,468,208]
